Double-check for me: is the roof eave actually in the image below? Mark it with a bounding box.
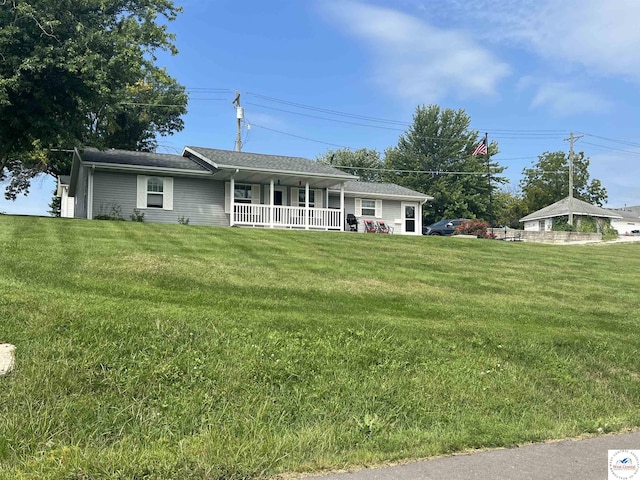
[82,161,212,176]
[329,188,432,201]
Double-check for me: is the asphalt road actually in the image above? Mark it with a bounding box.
[298,431,640,480]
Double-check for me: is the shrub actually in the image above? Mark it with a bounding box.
[552,216,571,232]
[455,220,495,239]
[130,209,145,222]
[577,217,598,233]
[95,204,124,221]
[601,223,619,241]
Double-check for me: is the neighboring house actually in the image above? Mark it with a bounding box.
[520,196,622,232]
[64,146,431,235]
[56,175,74,218]
[608,206,640,235]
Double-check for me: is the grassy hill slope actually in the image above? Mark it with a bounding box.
[1,216,639,479]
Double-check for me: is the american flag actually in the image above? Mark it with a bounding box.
[472,138,488,156]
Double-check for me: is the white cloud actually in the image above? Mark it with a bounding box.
[445,0,640,81]
[320,1,510,103]
[526,80,612,116]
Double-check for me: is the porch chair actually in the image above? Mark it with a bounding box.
[364,219,377,233]
[376,220,391,234]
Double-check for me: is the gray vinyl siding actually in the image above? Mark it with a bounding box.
[92,171,136,219]
[381,200,405,233]
[91,171,229,226]
[172,177,227,226]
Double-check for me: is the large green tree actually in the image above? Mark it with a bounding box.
[492,187,527,229]
[316,148,385,182]
[519,151,607,213]
[384,105,505,224]
[0,0,187,199]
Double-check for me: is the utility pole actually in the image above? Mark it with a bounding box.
[232,91,243,152]
[564,132,583,226]
[484,132,492,227]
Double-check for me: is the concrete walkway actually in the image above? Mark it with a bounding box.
[298,431,640,480]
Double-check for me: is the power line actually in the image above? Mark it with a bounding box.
[246,92,411,126]
[245,102,406,132]
[581,141,640,156]
[581,133,640,148]
[249,123,352,149]
[330,164,566,176]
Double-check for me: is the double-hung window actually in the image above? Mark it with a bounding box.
[137,176,173,210]
[361,199,376,216]
[291,188,323,208]
[298,189,315,207]
[234,184,253,204]
[146,177,164,208]
[355,198,382,218]
[224,182,260,213]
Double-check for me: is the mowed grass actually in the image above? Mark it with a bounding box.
[1,216,639,479]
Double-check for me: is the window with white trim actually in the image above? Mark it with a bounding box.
[298,189,315,207]
[355,198,382,218]
[136,176,173,210]
[234,184,253,203]
[361,199,376,216]
[146,177,164,208]
[291,188,323,208]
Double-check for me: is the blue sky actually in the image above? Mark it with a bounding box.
[3,0,640,215]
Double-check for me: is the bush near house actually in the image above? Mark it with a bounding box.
[455,219,495,239]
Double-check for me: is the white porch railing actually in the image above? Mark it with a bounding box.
[233,204,342,230]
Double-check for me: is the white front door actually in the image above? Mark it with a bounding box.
[402,202,419,234]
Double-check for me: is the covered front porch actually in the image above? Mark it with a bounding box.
[229,178,346,231]
[233,204,342,229]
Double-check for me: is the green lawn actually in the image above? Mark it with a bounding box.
[1,216,639,479]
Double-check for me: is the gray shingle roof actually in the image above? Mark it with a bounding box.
[331,181,432,199]
[80,147,209,172]
[520,196,623,222]
[185,147,356,178]
[610,206,640,220]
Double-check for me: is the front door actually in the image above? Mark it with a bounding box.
[402,202,418,234]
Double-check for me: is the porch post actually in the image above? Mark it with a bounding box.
[269,178,274,228]
[229,176,235,226]
[305,182,310,230]
[324,188,329,231]
[340,183,345,231]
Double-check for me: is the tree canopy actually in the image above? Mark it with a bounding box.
[0,0,187,199]
[316,148,385,182]
[384,105,505,224]
[519,151,607,213]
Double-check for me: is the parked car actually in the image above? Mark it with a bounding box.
[422,218,469,236]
